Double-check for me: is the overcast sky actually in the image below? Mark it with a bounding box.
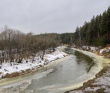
[0,0,110,34]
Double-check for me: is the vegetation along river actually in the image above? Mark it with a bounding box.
[0,48,101,93]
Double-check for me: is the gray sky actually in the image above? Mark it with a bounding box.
[0,0,110,34]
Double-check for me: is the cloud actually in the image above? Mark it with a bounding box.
[0,0,110,34]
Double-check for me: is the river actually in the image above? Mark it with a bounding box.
[0,48,100,93]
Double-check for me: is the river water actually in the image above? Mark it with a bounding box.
[0,48,100,93]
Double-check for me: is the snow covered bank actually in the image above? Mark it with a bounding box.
[0,47,67,80]
[68,67,110,93]
[66,47,110,93]
[80,45,110,57]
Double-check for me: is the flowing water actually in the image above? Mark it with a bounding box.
[0,48,100,93]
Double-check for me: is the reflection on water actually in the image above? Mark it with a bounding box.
[74,50,95,72]
[0,48,98,93]
[64,47,95,72]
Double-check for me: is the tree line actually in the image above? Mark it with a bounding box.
[60,33,74,45]
[1,7,110,64]
[0,26,60,64]
[60,7,110,47]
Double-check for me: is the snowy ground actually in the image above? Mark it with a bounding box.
[0,47,67,79]
[81,45,110,56]
[69,67,110,93]
[68,46,110,93]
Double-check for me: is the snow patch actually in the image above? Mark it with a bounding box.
[0,47,67,79]
[69,90,83,93]
[85,87,100,92]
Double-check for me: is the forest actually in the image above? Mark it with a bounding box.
[60,7,110,47]
[0,26,60,64]
[0,7,110,64]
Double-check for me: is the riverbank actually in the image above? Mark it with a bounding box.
[0,46,94,93]
[0,46,67,80]
[0,46,106,93]
[66,47,110,93]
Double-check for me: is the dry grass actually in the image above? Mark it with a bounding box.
[0,72,3,75]
[2,72,20,78]
[26,69,31,73]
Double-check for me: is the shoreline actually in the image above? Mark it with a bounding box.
[0,49,70,93]
[65,48,110,93]
[1,46,110,93]
[0,46,68,83]
[0,46,100,92]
